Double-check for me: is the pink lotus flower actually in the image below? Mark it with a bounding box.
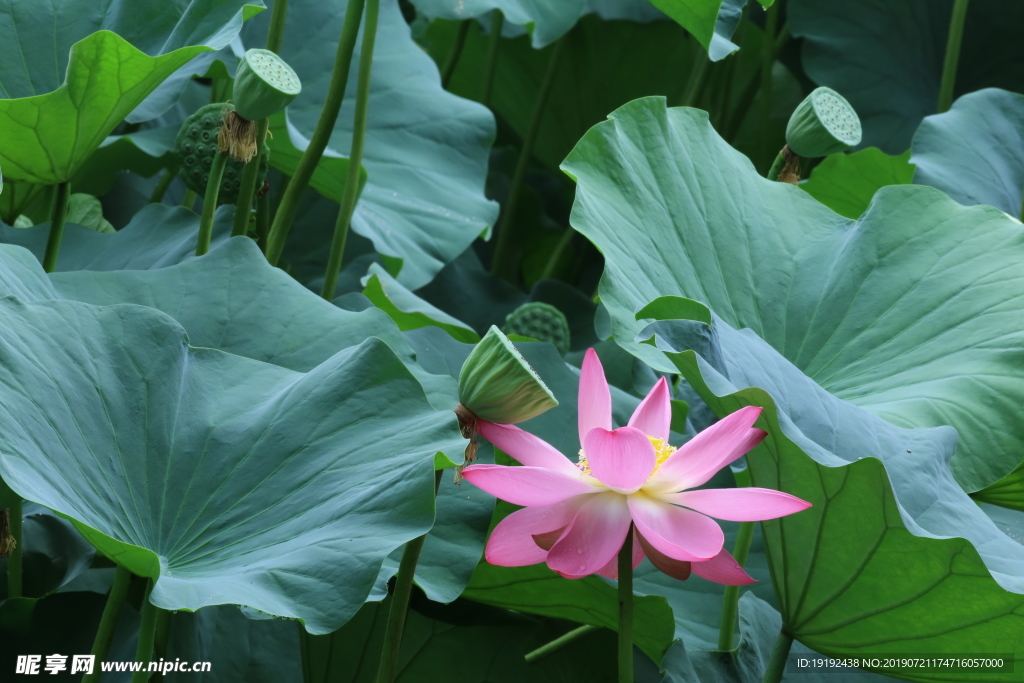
[462,349,811,584]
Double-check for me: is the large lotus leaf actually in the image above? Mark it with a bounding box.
[362,264,480,344]
[789,0,1024,154]
[243,0,498,290]
[428,14,692,171]
[562,97,1024,493]
[911,88,1024,218]
[0,204,232,272]
[414,0,586,49]
[800,149,914,219]
[0,0,262,183]
[975,462,1024,512]
[647,0,746,58]
[637,308,1024,680]
[0,299,464,633]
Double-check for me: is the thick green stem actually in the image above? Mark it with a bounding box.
[83,566,132,683]
[721,23,790,142]
[232,118,270,237]
[181,189,198,211]
[321,0,380,301]
[937,0,970,113]
[6,498,22,598]
[264,0,366,267]
[148,168,177,204]
[766,149,787,181]
[762,630,794,683]
[718,470,754,652]
[152,609,173,677]
[490,37,566,283]
[441,20,471,89]
[42,182,71,273]
[257,190,271,249]
[196,152,228,256]
[375,471,442,683]
[539,227,575,281]
[481,10,504,107]
[131,580,161,683]
[298,622,313,683]
[525,624,599,664]
[756,3,779,170]
[680,45,711,108]
[617,530,634,683]
[265,0,290,54]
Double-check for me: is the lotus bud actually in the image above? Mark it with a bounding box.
[503,302,571,356]
[785,87,862,158]
[175,103,269,204]
[458,326,558,425]
[220,50,301,162]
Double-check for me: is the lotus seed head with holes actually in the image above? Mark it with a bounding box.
[785,87,862,158]
[502,302,571,356]
[458,326,558,424]
[174,103,269,204]
[232,49,302,121]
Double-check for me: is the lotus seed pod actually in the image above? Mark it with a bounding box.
[232,49,302,122]
[503,302,571,356]
[785,87,862,158]
[174,103,269,205]
[458,326,558,425]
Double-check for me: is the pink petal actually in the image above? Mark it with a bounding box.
[647,406,766,492]
[636,531,692,581]
[485,498,585,566]
[627,495,724,561]
[664,487,811,522]
[690,548,756,586]
[597,528,645,580]
[628,376,671,442]
[461,464,597,506]
[547,492,631,578]
[578,349,612,448]
[583,426,656,493]
[478,421,582,477]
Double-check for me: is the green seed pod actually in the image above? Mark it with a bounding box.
[503,302,571,356]
[174,103,269,204]
[458,326,558,425]
[232,49,302,122]
[785,87,862,158]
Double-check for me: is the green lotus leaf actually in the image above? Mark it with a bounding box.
[0,0,263,184]
[265,112,367,205]
[800,149,913,219]
[0,298,463,633]
[647,0,746,57]
[560,97,1024,677]
[789,0,1024,153]
[243,0,498,289]
[0,203,233,271]
[564,96,1024,493]
[911,88,1024,219]
[362,263,480,344]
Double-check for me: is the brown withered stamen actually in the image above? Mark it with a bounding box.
[453,403,480,484]
[0,508,15,559]
[778,144,801,185]
[218,110,260,163]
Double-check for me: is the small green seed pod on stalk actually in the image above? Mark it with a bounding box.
[455,326,559,480]
[503,302,571,356]
[769,88,861,185]
[220,49,301,163]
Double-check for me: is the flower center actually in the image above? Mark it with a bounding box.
[576,436,676,478]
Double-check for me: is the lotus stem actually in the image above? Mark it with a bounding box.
[718,469,754,652]
[766,145,799,183]
[539,227,575,281]
[4,498,22,598]
[257,189,271,249]
[181,189,198,211]
[721,24,790,142]
[131,580,160,683]
[151,609,173,681]
[490,36,566,283]
[756,3,779,171]
[264,0,366,267]
[83,565,132,683]
[265,0,290,54]
[525,624,599,664]
[680,44,710,108]
[938,0,970,113]
[232,118,270,237]
[148,168,177,204]
[42,181,71,273]
[481,10,504,107]
[761,630,794,683]
[617,529,634,683]
[375,470,443,683]
[441,20,471,89]
[196,152,228,256]
[321,0,380,301]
